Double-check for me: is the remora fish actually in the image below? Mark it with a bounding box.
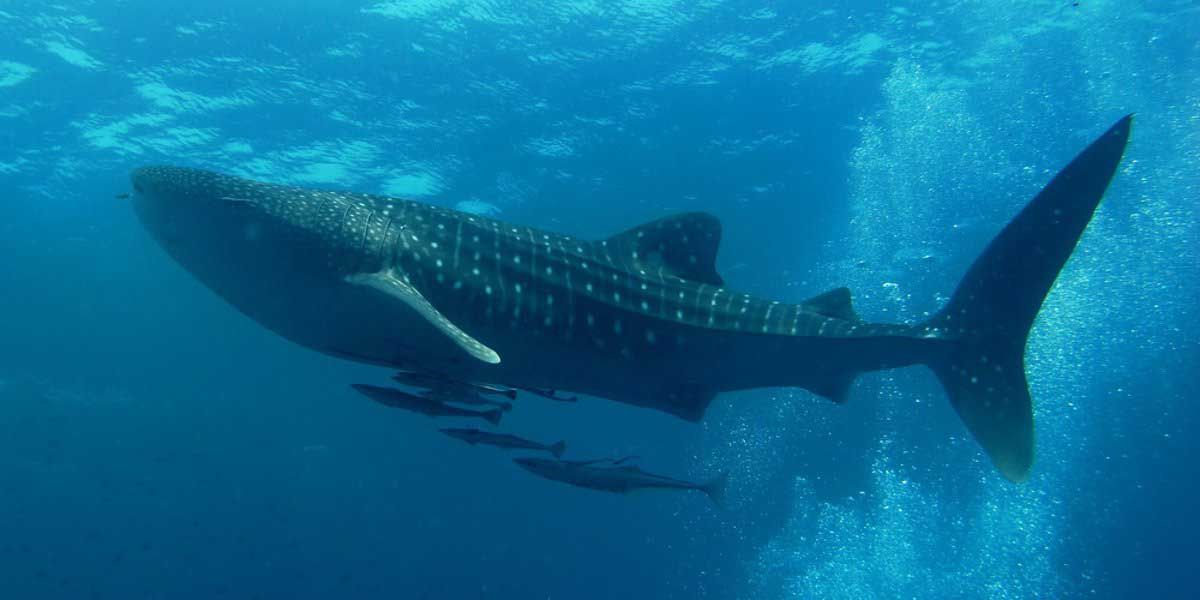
[514,387,578,403]
[421,387,513,412]
[561,456,638,467]
[391,370,518,399]
[351,384,502,425]
[513,457,728,506]
[129,115,1133,481]
[439,428,566,457]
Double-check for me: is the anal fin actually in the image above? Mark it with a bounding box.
[347,272,501,364]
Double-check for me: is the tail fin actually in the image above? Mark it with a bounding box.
[924,115,1132,482]
[701,472,729,508]
[483,409,503,426]
[548,441,567,459]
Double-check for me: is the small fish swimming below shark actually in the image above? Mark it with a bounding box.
[128,115,1133,482]
[390,369,516,410]
[440,428,566,457]
[351,384,503,426]
[514,457,728,506]
[558,456,638,467]
[514,387,578,403]
[420,387,513,412]
[391,370,519,399]
[392,368,575,404]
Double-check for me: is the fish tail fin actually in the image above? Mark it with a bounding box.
[549,441,567,459]
[922,115,1132,483]
[483,408,503,426]
[702,472,729,508]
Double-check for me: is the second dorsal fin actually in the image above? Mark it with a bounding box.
[801,287,860,321]
[605,212,724,286]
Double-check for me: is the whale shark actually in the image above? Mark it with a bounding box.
[129,115,1132,482]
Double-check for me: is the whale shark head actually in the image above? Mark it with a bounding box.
[129,166,359,328]
[128,165,456,367]
[130,166,270,267]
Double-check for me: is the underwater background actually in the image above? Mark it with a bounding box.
[1,1,1197,598]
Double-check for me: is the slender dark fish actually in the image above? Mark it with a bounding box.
[351,384,502,425]
[513,457,727,506]
[515,387,578,403]
[392,370,518,399]
[473,382,519,397]
[420,387,513,412]
[439,428,566,457]
[560,456,638,467]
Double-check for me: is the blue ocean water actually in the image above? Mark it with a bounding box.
[1,1,1197,598]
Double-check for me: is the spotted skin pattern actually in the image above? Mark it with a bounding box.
[130,166,927,416]
[129,115,1134,482]
[139,170,918,332]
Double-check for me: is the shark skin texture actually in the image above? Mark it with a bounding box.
[130,115,1132,481]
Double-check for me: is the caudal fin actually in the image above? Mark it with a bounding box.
[548,441,567,459]
[483,409,503,426]
[924,115,1132,482]
[701,472,729,508]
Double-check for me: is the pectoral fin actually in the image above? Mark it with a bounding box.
[347,272,501,364]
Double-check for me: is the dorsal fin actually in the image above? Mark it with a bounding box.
[605,212,724,286]
[801,287,860,321]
